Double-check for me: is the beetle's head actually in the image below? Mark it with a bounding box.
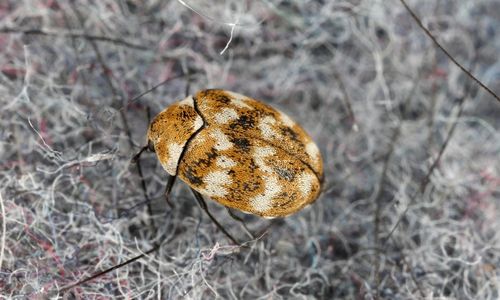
[147,95,204,175]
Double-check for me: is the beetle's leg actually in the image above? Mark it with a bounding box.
[257,218,284,238]
[226,208,255,239]
[164,175,176,208]
[132,145,149,163]
[131,143,156,229]
[190,188,240,245]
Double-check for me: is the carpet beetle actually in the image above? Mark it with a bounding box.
[147,89,324,217]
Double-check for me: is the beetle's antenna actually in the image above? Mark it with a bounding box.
[119,73,191,112]
[190,188,240,245]
[58,244,160,294]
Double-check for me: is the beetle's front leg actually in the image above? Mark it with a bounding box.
[164,175,177,208]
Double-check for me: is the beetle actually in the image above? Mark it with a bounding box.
[139,89,324,219]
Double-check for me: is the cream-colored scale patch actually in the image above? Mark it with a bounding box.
[193,115,204,131]
[253,146,275,173]
[216,155,237,168]
[210,129,232,151]
[164,142,183,175]
[305,142,320,160]
[179,96,194,107]
[202,170,232,197]
[258,116,279,140]
[226,91,254,110]
[250,146,281,213]
[278,111,296,127]
[250,176,282,213]
[297,172,315,197]
[215,108,238,124]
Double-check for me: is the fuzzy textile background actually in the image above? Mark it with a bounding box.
[0,0,499,299]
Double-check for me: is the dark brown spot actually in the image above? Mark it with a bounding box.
[231,137,251,151]
[230,115,255,130]
[218,95,231,103]
[274,167,295,181]
[281,126,299,142]
[195,147,218,167]
[183,167,203,186]
[179,109,196,120]
[149,117,161,132]
[243,181,260,192]
[248,158,258,172]
[276,192,296,206]
[277,198,294,207]
[199,90,230,104]
[278,192,289,199]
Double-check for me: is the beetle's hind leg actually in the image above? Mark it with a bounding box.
[190,188,240,245]
[226,208,255,239]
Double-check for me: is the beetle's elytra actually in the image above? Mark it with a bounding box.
[147,89,323,217]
